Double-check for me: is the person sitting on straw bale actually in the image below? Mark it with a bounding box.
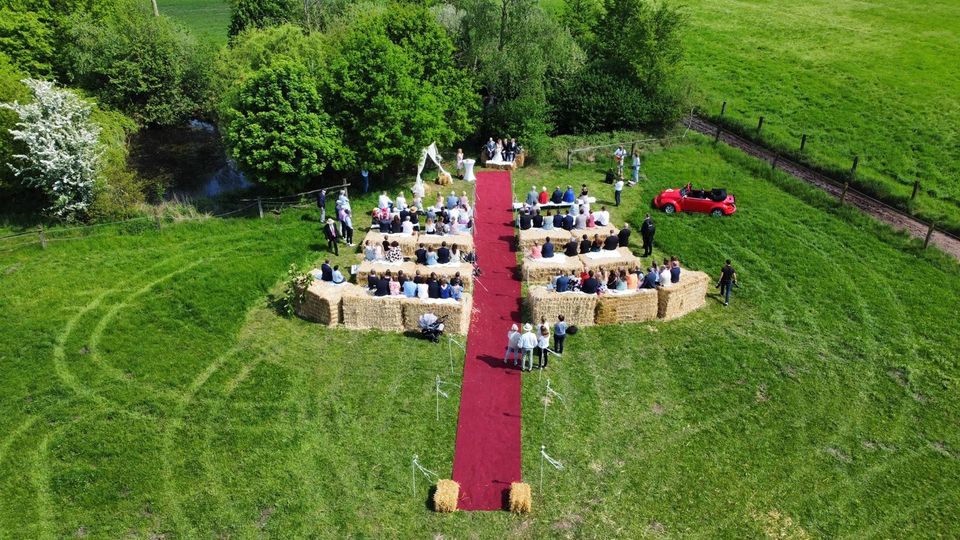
[561,210,574,231]
[451,272,464,288]
[402,275,417,297]
[401,216,414,235]
[424,218,436,234]
[427,273,441,299]
[591,234,602,252]
[519,209,533,231]
[578,234,591,255]
[459,191,469,207]
[538,186,548,205]
[366,272,378,290]
[564,237,578,257]
[332,265,346,284]
[519,323,538,372]
[373,272,390,296]
[425,246,438,266]
[594,205,610,226]
[378,213,391,234]
[451,282,463,300]
[532,209,544,228]
[396,192,407,211]
[386,241,403,263]
[604,230,619,251]
[364,240,382,262]
[438,242,451,264]
[586,210,596,228]
[596,270,609,293]
[618,223,631,248]
[626,267,639,289]
[438,278,453,299]
[388,215,401,234]
[414,243,427,265]
[555,270,570,292]
[671,256,681,283]
[526,186,538,205]
[389,273,402,296]
[505,324,521,366]
[551,186,563,204]
[320,259,333,281]
[450,244,462,262]
[444,191,456,209]
[606,271,620,291]
[436,218,449,236]
[529,241,542,259]
[659,258,672,286]
[581,270,600,294]
[542,211,554,231]
[542,237,555,258]
[563,185,575,203]
[552,211,563,229]
[641,266,658,289]
[417,276,429,299]
[574,208,587,230]
[378,191,392,210]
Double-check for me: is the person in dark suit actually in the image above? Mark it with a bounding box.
[564,237,578,257]
[617,223,631,248]
[552,212,563,229]
[551,186,563,204]
[316,189,327,222]
[323,219,339,255]
[415,243,427,265]
[603,231,619,251]
[437,242,451,264]
[519,211,532,230]
[379,215,391,233]
[366,272,378,290]
[374,273,391,296]
[579,234,591,254]
[381,237,391,254]
[427,273,441,299]
[320,260,333,281]
[542,238,554,258]
[561,211,574,231]
[555,272,569,292]
[532,210,544,228]
[580,271,600,294]
[641,266,659,289]
[640,214,655,257]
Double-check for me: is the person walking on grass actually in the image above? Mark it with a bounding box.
[631,151,641,184]
[323,218,339,256]
[361,169,370,194]
[553,315,567,354]
[519,323,538,372]
[717,259,738,306]
[505,324,521,365]
[614,176,624,207]
[316,188,327,222]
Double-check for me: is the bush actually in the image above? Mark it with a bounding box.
[89,107,143,220]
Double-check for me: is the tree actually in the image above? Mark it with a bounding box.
[0,8,55,76]
[222,60,349,192]
[1,79,101,220]
[228,0,299,37]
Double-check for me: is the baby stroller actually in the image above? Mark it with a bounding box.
[418,313,447,343]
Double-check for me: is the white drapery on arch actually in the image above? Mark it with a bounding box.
[415,142,448,184]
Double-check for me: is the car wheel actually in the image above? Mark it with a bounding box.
[711,208,723,217]
[664,204,676,214]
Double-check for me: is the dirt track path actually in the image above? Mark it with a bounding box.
[686,116,960,261]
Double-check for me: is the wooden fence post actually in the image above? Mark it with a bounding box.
[714,125,721,143]
[800,134,807,152]
[771,154,779,169]
[850,156,859,176]
[756,116,765,133]
[720,101,727,117]
[566,149,572,170]
[840,182,849,204]
[257,197,264,218]
[924,221,936,248]
[38,225,46,249]
[911,180,920,200]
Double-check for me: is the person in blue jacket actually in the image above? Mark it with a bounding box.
[562,185,576,203]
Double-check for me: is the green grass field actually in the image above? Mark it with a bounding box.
[2,137,958,537]
[157,0,231,45]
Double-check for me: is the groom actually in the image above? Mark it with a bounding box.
[485,137,496,160]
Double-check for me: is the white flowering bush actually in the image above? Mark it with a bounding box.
[1,79,101,220]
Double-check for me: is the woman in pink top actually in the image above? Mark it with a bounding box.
[586,212,596,228]
[389,275,401,296]
[530,242,542,259]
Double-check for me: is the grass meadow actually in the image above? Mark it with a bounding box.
[157,0,231,44]
[2,136,958,537]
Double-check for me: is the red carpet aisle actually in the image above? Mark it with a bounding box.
[451,170,522,510]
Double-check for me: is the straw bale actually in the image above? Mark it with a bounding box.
[528,286,597,328]
[517,228,572,253]
[509,482,532,514]
[355,261,416,285]
[296,280,357,325]
[657,270,710,321]
[416,232,474,254]
[436,171,453,185]
[417,263,474,289]
[362,231,418,258]
[341,288,405,331]
[433,479,460,513]
[521,255,583,285]
[595,288,659,324]
[579,247,640,275]
[401,293,473,336]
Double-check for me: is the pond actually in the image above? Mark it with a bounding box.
[129,120,252,201]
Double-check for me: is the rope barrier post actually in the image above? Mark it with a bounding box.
[38,225,46,249]
[412,455,417,497]
[719,100,726,117]
[924,221,936,249]
[539,445,545,493]
[850,155,859,176]
[840,182,849,204]
[911,180,920,201]
[800,133,807,152]
[257,197,263,219]
[756,116,764,133]
[436,375,441,421]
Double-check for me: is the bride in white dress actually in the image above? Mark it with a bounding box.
[494,139,504,162]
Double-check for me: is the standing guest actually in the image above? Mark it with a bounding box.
[542,237,555,258]
[603,229,619,250]
[526,186,539,206]
[538,186,549,205]
[427,272,441,299]
[562,210,575,231]
[320,259,333,281]
[542,211,554,231]
[532,209,544,228]
[614,176,624,207]
[640,214,656,257]
[555,271,570,292]
[614,145,626,177]
[537,324,551,369]
[414,243,427,265]
[717,259,737,306]
[438,242,451,264]
[316,188,327,222]
[519,323,538,372]
[323,219,339,255]
[617,223,631,248]
[579,234,592,255]
[386,241,403,263]
[455,148,464,178]
[342,208,355,246]
[670,256,681,283]
[361,169,369,193]
[374,272,391,296]
[425,246,438,266]
[530,241,542,259]
[580,184,589,198]
[551,186,564,204]
[631,151,641,184]
[332,265,345,284]
[505,324,521,365]
[402,275,418,297]
[553,315,567,354]
[563,185,576,203]
[564,237,579,257]
[581,271,600,294]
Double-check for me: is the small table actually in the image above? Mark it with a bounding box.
[462,159,476,182]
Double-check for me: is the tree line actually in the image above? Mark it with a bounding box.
[0,0,686,221]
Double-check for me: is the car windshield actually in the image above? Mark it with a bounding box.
[680,186,689,197]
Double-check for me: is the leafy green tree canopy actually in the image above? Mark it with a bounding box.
[228,0,299,38]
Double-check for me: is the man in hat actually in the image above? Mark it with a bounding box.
[519,323,539,372]
[323,218,339,255]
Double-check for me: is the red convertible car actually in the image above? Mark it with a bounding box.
[652,183,737,216]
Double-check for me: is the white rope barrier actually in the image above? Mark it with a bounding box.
[411,454,439,497]
[539,444,564,493]
[434,374,460,421]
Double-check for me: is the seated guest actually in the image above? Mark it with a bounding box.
[626,268,639,289]
[579,234,591,254]
[591,234,602,252]
[439,279,453,299]
[641,266,659,289]
[606,271,619,291]
[459,191,469,207]
[416,276,429,299]
[555,271,570,292]
[526,186,538,205]
[389,274,402,296]
[427,273,441,299]
[618,223,631,247]
[542,237,555,258]
[538,186,549,205]
[395,193,407,211]
[562,185,575,203]
[561,211,574,231]
[408,208,420,230]
[542,211,554,231]
[580,270,600,294]
[552,211,563,229]
[670,256,681,283]
[438,242,451,264]
[586,211,596,228]
[519,210,533,230]
[426,206,437,222]
[381,236,391,254]
[594,206,610,226]
[574,209,587,230]
[616,270,628,291]
[401,217,414,235]
[450,272,464,287]
[320,259,333,281]
[450,244,461,262]
[386,241,403,263]
[425,246,438,266]
[447,191,459,210]
[603,230,619,251]
[580,184,589,198]
[378,214,392,233]
[378,191,392,210]
[402,275,418,297]
[564,237,578,257]
[551,186,564,204]
[424,218,436,234]
[451,282,463,300]
[366,272,379,290]
[396,270,407,285]
[530,241,542,259]
[364,240,382,262]
[415,243,427,265]
[532,209,544,228]
[435,218,448,236]
[332,265,345,284]
[374,273,391,296]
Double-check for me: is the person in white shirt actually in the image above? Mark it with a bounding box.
[378,191,392,210]
[504,324,520,365]
[614,178,624,207]
[417,280,429,299]
[396,193,407,211]
[594,206,610,226]
[401,217,414,235]
[614,146,626,177]
[631,151,641,184]
[536,325,551,369]
[518,323,539,372]
[331,265,345,284]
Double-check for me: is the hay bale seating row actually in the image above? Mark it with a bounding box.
[521,254,583,285]
[517,228,573,252]
[400,294,473,335]
[339,288,473,335]
[528,272,710,326]
[296,281,359,324]
[579,247,640,275]
[355,261,417,285]
[362,230,475,259]
[356,261,474,290]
